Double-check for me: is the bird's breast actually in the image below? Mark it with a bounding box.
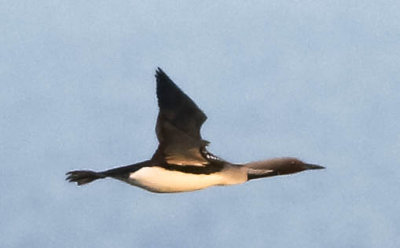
[124,166,247,193]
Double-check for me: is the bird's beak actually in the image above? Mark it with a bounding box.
[304,163,325,170]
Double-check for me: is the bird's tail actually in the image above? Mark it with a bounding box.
[66,170,106,186]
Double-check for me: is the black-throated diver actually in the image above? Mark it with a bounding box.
[66,68,324,193]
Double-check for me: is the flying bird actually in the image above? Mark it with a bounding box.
[66,68,324,193]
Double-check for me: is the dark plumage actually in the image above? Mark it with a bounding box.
[66,68,324,193]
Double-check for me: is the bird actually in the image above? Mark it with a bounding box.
[66,68,324,193]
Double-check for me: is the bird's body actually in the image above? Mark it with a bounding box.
[122,164,247,193]
[66,68,324,193]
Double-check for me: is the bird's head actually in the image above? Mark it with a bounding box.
[245,157,325,180]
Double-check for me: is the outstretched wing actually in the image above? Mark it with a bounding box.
[153,68,209,166]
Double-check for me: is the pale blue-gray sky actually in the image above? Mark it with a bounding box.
[1,1,399,247]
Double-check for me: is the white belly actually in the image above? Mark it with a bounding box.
[123,166,247,193]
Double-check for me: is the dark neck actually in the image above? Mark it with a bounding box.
[247,169,282,180]
[244,158,306,180]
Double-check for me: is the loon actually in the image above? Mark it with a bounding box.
[66,68,324,193]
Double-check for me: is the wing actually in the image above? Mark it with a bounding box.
[155,68,207,140]
[153,68,209,166]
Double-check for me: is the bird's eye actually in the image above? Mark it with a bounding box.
[290,161,296,165]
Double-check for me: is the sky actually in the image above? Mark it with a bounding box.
[1,1,400,247]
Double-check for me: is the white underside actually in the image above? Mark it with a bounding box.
[121,166,247,193]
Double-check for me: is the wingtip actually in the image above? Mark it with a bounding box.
[155,67,165,77]
[155,67,174,86]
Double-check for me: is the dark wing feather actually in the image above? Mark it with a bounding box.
[155,68,207,140]
[153,68,209,166]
